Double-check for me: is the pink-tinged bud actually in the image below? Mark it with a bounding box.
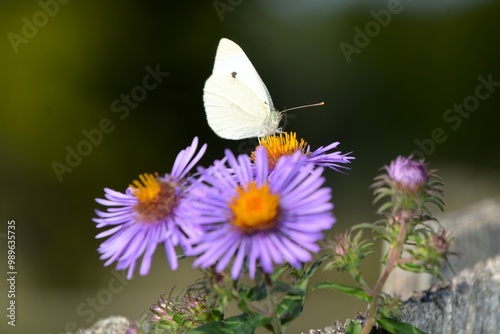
[334,232,350,256]
[147,287,222,332]
[430,229,451,256]
[386,156,428,193]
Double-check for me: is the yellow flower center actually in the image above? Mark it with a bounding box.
[229,182,280,233]
[252,132,308,169]
[130,173,178,224]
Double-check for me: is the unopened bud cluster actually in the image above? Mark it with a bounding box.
[321,155,453,334]
[127,287,222,333]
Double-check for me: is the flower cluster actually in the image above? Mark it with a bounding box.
[320,155,451,334]
[93,132,353,280]
[92,137,456,334]
[148,287,222,332]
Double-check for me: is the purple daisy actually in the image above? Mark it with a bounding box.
[184,146,335,279]
[93,137,207,279]
[386,155,428,193]
[253,132,353,172]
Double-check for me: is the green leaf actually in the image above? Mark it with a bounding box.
[377,317,427,334]
[302,256,327,280]
[246,282,267,301]
[312,282,372,302]
[424,197,444,211]
[351,222,382,232]
[271,281,294,294]
[398,262,426,273]
[270,263,290,281]
[269,256,328,329]
[187,312,269,334]
[275,290,305,328]
[345,320,363,334]
[377,201,394,213]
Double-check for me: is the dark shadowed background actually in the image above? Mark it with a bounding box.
[1,0,499,333]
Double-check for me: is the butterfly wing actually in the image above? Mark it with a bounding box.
[212,38,274,108]
[203,38,277,139]
[204,73,271,140]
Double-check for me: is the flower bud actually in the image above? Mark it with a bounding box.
[386,155,428,193]
[429,229,451,257]
[148,287,222,332]
[334,232,350,257]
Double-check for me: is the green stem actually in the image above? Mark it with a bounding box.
[231,290,272,318]
[264,273,283,334]
[362,216,408,334]
[352,267,371,292]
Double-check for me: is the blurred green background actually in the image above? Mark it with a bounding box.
[1,0,499,333]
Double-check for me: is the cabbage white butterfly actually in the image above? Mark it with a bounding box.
[203,38,282,140]
[203,38,323,140]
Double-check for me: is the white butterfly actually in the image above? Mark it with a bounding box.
[203,38,282,140]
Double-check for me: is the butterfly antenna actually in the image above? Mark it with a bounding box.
[281,102,325,113]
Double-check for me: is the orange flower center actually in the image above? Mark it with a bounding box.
[130,173,178,224]
[252,132,308,169]
[229,182,279,233]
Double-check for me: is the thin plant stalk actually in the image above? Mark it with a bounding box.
[362,215,408,334]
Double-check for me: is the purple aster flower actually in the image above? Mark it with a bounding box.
[251,132,353,172]
[184,146,335,279]
[306,141,354,172]
[386,155,428,193]
[93,137,207,279]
